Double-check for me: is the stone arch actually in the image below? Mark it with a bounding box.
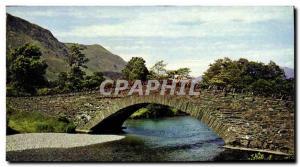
[76,95,234,144]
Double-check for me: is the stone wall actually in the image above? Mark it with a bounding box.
[7,90,294,154]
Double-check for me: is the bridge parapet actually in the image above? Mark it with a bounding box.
[7,90,294,154]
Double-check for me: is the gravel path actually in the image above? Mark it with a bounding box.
[6,133,125,152]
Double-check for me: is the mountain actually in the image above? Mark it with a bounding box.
[6,14,126,80]
[192,76,202,83]
[64,43,126,76]
[282,67,294,79]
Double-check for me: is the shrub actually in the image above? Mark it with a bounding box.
[37,88,52,96]
[65,123,76,133]
[36,122,55,132]
[248,152,273,160]
[6,86,18,96]
[83,72,105,89]
[7,107,76,133]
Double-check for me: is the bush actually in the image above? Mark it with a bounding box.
[83,72,105,89]
[7,107,76,133]
[6,86,18,96]
[7,43,48,95]
[36,122,55,132]
[37,88,52,96]
[248,152,273,160]
[65,123,76,133]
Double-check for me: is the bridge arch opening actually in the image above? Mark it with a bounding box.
[91,103,190,134]
[89,103,222,142]
[91,103,150,133]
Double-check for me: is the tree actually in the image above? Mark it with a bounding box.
[68,44,89,68]
[84,72,105,89]
[67,66,86,91]
[122,57,149,81]
[250,79,273,96]
[202,57,294,97]
[58,44,89,91]
[150,60,167,79]
[166,70,177,79]
[57,72,68,89]
[8,43,48,94]
[176,67,191,78]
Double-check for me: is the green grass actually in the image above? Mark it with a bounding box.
[248,152,273,160]
[7,107,76,134]
[129,104,182,119]
[130,108,150,119]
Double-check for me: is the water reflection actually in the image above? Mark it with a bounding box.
[122,116,225,161]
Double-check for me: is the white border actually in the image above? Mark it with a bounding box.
[0,0,298,167]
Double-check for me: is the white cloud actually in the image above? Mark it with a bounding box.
[54,6,293,38]
[7,6,294,77]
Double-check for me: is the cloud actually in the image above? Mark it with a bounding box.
[52,6,293,38]
[6,6,294,77]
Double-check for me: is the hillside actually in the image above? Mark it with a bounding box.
[65,43,126,76]
[6,14,126,80]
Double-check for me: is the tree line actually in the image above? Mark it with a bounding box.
[121,58,192,80]
[7,43,104,96]
[201,58,294,99]
[7,43,294,99]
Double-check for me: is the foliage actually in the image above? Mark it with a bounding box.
[122,57,149,81]
[248,152,273,160]
[130,103,182,119]
[36,88,53,96]
[167,68,191,79]
[67,66,86,91]
[148,60,191,80]
[202,57,294,98]
[150,60,168,79]
[68,44,89,68]
[83,72,105,89]
[176,67,191,78]
[53,44,105,91]
[7,106,76,133]
[7,43,48,95]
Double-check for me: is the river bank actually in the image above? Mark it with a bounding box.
[6,117,294,162]
[6,133,125,152]
[6,134,292,162]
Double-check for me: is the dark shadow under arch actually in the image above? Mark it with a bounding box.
[91,103,189,134]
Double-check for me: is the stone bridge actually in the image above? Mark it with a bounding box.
[7,90,294,155]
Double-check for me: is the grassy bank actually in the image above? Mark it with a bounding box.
[129,103,187,119]
[7,107,76,134]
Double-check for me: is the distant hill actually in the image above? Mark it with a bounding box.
[192,76,202,83]
[6,14,126,80]
[282,67,294,79]
[64,43,126,76]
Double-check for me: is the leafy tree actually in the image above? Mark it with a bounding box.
[150,60,167,79]
[67,44,89,68]
[83,72,105,89]
[202,57,294,98]
[67,66,86,91]
[53,44,105,93]
[57,72,68,89]
[58,44,89,91]
[176,67,191,78]
[7,43,48,94]
[166,70,177,79]
[250,79,273,96]
[122,57,149,81]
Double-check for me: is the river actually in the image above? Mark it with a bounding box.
[8,116,237,162]
[121,116,225,161]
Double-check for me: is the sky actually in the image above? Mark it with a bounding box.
[7,6,294,77]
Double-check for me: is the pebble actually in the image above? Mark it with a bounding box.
[6,133,125,152]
